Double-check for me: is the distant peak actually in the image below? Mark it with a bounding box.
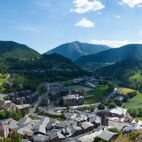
[71,41,80,44]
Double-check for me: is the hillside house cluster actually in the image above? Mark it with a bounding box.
[9,90,38,105]
[40,83,69,100]
[63,94,84,106]
[0,106,141,142]
[0,96,31,116]
[73,77,97,89]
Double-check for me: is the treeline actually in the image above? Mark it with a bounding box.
[96,57,142,90]
[0,54,89,91]
[0,130,22,142]
[0,110,23,121]
[128,108,142,118]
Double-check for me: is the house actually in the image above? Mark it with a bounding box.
[70,125,82,136]
[32,135,49,142]
[102,88,122,103]
[89,116,101,127]
[33,129,65,142]
[97,130,118,142]
[3,103,17,112]
[18,118,40,139]
[0,99,5,108]
[9,90,38,105]
[40,94,50,106]
[4,118,18,131]
[64,113,75,120]
[123,121,142,132]
[63,94,84,106]
[55,121,68,129]
[17,117,32,127]
[32,117,50,135]
[108,120,128,131]
[61,127,71,137]
[40,83,69,99]
[83,82,96,89]
[0,118,17,138]
[73,78,83,84]
[109,107,127,117]
[16,104,31,115]
[78,130,102,142]
[80,122,94,133]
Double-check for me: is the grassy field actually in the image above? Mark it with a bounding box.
[29,115,40,120]
[84,85,109,104]
[70,85,93,92]
[129,72,141,81]
[125,93,142,109]
[118,87,135,95]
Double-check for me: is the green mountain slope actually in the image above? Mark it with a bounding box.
[76,44,142,65]
[0,41,40,59]
[97,57,142,90]
[0,41,89,90]
[46,41,110,61]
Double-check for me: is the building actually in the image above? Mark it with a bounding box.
[40,83,69,98]
[16,104,31,115]
[101,113,108,126]
[109,107,127,117]
[70,125,82,136]
[97,130,118,142]
[80,122,94,133]
[40,94,50,106]
[9,90,38,105]
[32,117,50,135]
[63,94,84,106]
[0,119,10,138]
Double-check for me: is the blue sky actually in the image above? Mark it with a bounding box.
[0,0,142,53]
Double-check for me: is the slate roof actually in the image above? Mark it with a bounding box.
[32,117,50,135]
[16,104,31,109]
[80,122,94,130]
[18,117,32,127]
[0,118,18,129]
[98,130,117,142]
[110,107,127,116]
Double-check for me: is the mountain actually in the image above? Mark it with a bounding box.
[0,41,89,90]
[0,41,40,59]
[8,53,85,72]
[46,41,110,61]
[2,53,88,90]
[97,56,142,90]
[76,44,142,65]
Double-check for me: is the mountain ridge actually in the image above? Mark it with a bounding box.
[76,44,142,65]
[46,41,110,61]
[0,40,40,59]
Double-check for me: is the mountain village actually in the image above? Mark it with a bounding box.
[0,75,141,142]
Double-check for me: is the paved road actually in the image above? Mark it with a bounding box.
[55,102,100,110]
[39,102,100,116]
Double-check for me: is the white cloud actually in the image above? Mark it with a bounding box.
[140,30,142,34]
[119,0,142,7]
[114,15,120,19]
[71,0,105,14]
[75,18,95,28]
[20,25,41,33]
[90,39,142,47]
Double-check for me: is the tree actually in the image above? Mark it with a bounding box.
[108,101,116,109]
[94,137,104,142]
[0,130,22,142]
[11,129,22,142]
[97,104,105,110]
[0,111,6,119]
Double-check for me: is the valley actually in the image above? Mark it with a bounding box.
[0,41,142,142]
